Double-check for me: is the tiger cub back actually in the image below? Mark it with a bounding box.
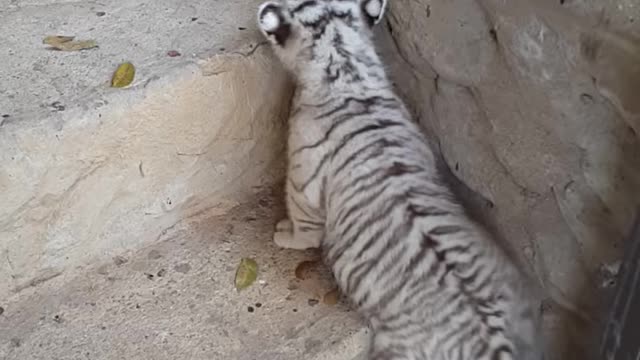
[257,1,544,359]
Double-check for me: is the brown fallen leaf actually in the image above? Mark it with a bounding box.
[43,35,75,45]
[294,260,319,280]
[234,258,258,291]
[111,62,135,88]
[43,35,98,51]
[323,288,340,305]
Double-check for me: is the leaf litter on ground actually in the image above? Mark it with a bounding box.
[235,258,258,291]
[43,35,98,51]
[111,62,136,88]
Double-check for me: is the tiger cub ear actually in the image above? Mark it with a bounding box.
[258,2,292,46]
[360,0,388,27]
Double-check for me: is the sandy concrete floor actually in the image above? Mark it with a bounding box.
[0,188,367,360]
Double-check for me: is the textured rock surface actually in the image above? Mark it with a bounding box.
[386,0,640,358]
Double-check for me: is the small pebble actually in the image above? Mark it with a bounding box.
[523,246,535,260]
[113,256,128,266]
[174,263,191,274]
[602,261,622,276]
[580,93,594,104]
[147,250,162,260]
[489,28,498,41]
[50,101,65,112]
[539,299,553,314]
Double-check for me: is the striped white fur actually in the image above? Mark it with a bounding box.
[257,1,544,359]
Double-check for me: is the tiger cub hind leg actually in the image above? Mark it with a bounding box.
[273,172,325,250]
[273,218,323,250]
[273,219,323,250]
[275,218,293,232]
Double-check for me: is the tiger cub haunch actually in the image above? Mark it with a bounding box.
[257,1,544,359]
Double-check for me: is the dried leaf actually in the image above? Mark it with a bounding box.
[43,35,75,45]
[111,62,135,88]
[295,260,319,280]
[54,40,97,51]
[322,288,340,305]
[43,35,97,51]
[235,258,258,291]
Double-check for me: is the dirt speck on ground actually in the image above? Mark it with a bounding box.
[174,263,191,274]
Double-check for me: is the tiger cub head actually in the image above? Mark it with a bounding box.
[257,0,388,84]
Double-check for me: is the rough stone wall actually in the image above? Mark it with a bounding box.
[385,0,640,358]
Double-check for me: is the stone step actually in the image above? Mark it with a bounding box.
[1,0,289,298]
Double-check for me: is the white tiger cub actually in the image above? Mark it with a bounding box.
[257,1,544,359]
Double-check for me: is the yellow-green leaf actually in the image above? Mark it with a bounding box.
[234,258,258,291]
[111,62,135,88]
[43,35,75,45]
[43,36,97,51]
